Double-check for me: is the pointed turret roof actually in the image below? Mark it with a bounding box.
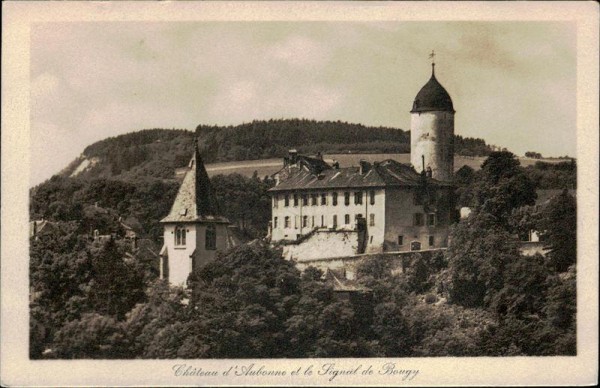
[411,63,455,113]
[161,141,228,223]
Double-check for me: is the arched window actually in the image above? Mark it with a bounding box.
[205,224,216,250]
[175,227,186,246]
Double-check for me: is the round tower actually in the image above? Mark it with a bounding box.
[410,61,455,182]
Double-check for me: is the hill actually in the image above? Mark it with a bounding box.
[57,119,496,182]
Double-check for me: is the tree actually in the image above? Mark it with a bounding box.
[538,189,576,272]
[51,313,126,359]
[446,212,521,308]
[472,151,537,227]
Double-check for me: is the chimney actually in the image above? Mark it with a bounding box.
[332,159,340,169]
[316,151,323,160]
[359,160,371,175]
[288,149,298,164]
[426,166,432,178]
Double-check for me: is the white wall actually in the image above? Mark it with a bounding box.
[161,222,230,286]
[271,188,386,252]
[410,111,454,181]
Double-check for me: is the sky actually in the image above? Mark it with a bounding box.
[30,21,577,186]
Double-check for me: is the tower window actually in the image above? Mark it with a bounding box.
[427,213,436,226]
[354,192,363,205]
[175,227,186,246]
[344,192,350,206]
[205,224,216,250]
[369,190,375,205]
[414,213,424,226]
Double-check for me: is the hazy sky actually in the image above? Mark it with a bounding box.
[30,21,576,186]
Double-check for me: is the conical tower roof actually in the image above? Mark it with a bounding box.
[411,64,454,113]
[161,142,228,223]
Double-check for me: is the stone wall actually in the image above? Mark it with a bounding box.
[281,229,359,261]
[293,248,446,280]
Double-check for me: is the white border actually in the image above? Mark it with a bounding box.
[2,1,598,386]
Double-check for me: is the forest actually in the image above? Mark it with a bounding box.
[30,150,576,358]
[60,120,496,181]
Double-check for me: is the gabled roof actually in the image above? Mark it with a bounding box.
[269,158,451,192]
[161,144,228,223]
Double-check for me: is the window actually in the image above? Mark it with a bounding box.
[312,216,315,227]
[398,235,404,246]
[429,235,435,247]
[284,195,290,207]
[311,193,318,206]
[369,190,375,205]
[302,194,308,206]
[345,214,350,225]
[175,227,186,246]
[273,195,279,208]
[332,192,338,206]
[321,215,325,227]
[321,193,327,205]
[294,216,298,229]
[414,213,424,226]
[427,213,436,226]
[369,213,375,226]
[413,192,423,205]
[274,217,278,228]
[354,191,363,205]
[344,192,350,206]
[205,224,216,250]
[333,215,338,228]
[411,241,422,251]
[284,216,290,228]
[293,194,299,207]
[302,215,308,228]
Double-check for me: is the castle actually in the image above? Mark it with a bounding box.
[160,61,456,285]
[268,62,456,262]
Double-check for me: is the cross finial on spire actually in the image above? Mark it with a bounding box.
[429,50,436,76]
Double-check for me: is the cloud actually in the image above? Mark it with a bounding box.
[268,35,330,69]
[28,21,577,186]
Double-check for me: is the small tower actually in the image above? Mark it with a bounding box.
[159,140,232,286]
[410,52,455,182]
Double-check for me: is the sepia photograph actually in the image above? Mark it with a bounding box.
[2,1,598,386]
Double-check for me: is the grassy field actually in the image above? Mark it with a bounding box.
[205,153,571,178]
